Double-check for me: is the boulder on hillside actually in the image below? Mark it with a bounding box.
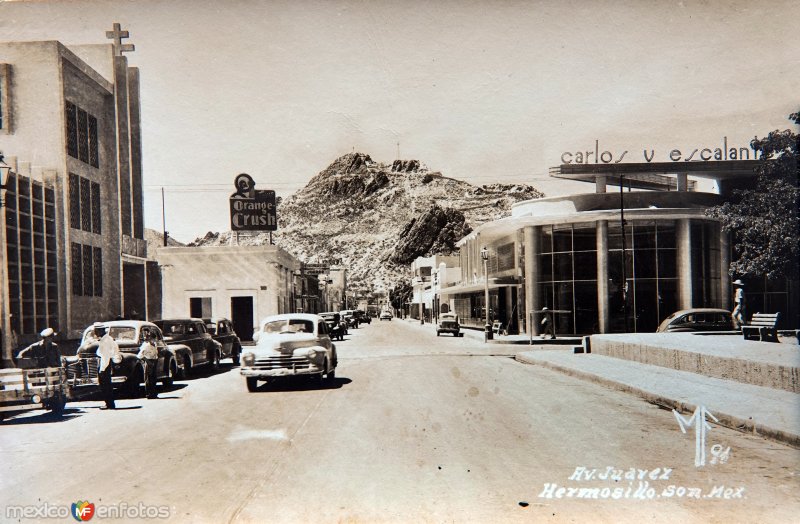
[389,204,472,265]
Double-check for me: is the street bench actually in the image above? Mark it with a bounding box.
[741,312,780,342]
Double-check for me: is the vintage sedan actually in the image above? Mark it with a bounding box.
[319,312,346,341]
[203,317,243,365]
[656,308,734,333]
[154,318,224,376]
[240,314,337,392]
[70,321,188,395]
[379,310,392,321]
[437,313,463,337]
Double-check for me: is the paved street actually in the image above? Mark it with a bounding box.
[1,319,798,523]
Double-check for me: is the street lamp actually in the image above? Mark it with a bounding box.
[481,246,493,341]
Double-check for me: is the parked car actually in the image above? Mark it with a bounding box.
[656,309,734,333]
[379,310,392,321]
[154,318,224,376]
[320,312,346,341]
[70,320,186,395]
[437,313,463,337]
[240,313,338,392]
[203,317,243,365]
[354,309,371,325]
[340,309,358,329]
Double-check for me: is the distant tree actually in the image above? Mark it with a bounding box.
[389,280,412,312]
[707,111,799,280]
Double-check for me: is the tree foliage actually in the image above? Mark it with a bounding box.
[706,112,799,280]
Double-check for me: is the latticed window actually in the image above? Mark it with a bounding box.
[88,115,99,167]
[91,182,101,233]
[69,174,80,229]
[77,109,89,163]
[93,247,103,296]
[82,244,93,296]
[71,242,82,296]
[80,177,91,231]
[65,101,78,158]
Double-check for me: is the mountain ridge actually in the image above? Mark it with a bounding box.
[190,152,544,292]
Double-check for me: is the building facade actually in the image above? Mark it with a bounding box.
[440,161,796,335]
[1,28,147,362]
[156,245,301,341]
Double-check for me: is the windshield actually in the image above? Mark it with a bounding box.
[262,319,314,334]
[156,322,185,336]
[109,326,137,341]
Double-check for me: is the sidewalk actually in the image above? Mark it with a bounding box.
[516,349,800,447]
[405,317,800,447]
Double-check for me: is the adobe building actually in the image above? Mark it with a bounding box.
[440,160,798,335]
[0,24,147,363]
[155,245,302,341]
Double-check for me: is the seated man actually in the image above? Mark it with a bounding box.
[17,327,63,368]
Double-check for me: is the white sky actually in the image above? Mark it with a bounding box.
[2,0,798,242]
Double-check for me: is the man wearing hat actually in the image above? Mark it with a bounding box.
[540,307,556,339]
[17,327,62,368]
[732,279,746,329]
[94,323,122,409]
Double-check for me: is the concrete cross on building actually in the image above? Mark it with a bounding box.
[105,22,135,56]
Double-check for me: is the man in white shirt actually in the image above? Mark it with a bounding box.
[95,323,122,409]
[137,332,159,399]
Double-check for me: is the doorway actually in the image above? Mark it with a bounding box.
[231,296,254,341]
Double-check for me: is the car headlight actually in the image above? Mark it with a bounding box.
[242,352,255,366]
[31,394,42,404]
[306,348,317,360]
[112,354,123,364]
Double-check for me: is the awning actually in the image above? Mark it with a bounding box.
[438,280,519,296]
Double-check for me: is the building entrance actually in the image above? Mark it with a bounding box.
[231,296,254,341]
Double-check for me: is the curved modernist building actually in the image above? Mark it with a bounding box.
[440,160,795,335]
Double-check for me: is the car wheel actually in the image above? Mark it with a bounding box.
[47,393,66,417]
[162,358,176,388]
[124,365,144,397]
[324,358,336,383]
[246,377,259,392]
[210,349,221,372]
[180,355,192,379]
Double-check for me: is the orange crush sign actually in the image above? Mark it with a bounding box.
[229,173,277,231]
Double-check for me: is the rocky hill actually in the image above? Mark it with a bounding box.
[190,153,544,292]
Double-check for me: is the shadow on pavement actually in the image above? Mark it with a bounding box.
[180,362,237,381]
[0,407,84,425]
[249,376,352,393]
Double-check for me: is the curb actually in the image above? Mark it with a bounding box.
[515,353,800,449]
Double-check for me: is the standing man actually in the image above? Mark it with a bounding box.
[17,327,62,368]
[95,323,122,409]
[732,279,746,329]
[137,331,159,399]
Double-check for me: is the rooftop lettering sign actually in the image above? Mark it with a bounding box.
[229,173,277,231]
[561,137,762,165]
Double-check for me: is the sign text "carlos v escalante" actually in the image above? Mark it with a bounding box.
[561,137,763,165]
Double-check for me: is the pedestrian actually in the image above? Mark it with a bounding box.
[540,307,556,340]
[94,323,122,409]
[137,332,159,399]
[17,327,62,368]
[732,279,746,329]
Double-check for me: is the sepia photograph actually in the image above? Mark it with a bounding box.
[0,0,798,522]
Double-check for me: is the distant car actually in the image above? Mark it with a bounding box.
[354,309,371,325]
[240,313,338,392]
[203,317,243,365]
[656,309,734,333]
[154,318,224,376]
[320,312,346,341]
[437,313,463,337]
[71,320,185,395]
[340,310,358,329]
[379,311,392,321]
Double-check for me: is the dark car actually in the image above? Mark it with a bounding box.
[203,317,243,365]
[437,313,463,337]
[340,310,358,329]
[354,309,371,325]
[154,318,223,376]
[70,321,184,395]
[320,312,346,341]
[656,309,734,333]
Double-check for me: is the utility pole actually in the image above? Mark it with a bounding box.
[161,187,168,246]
